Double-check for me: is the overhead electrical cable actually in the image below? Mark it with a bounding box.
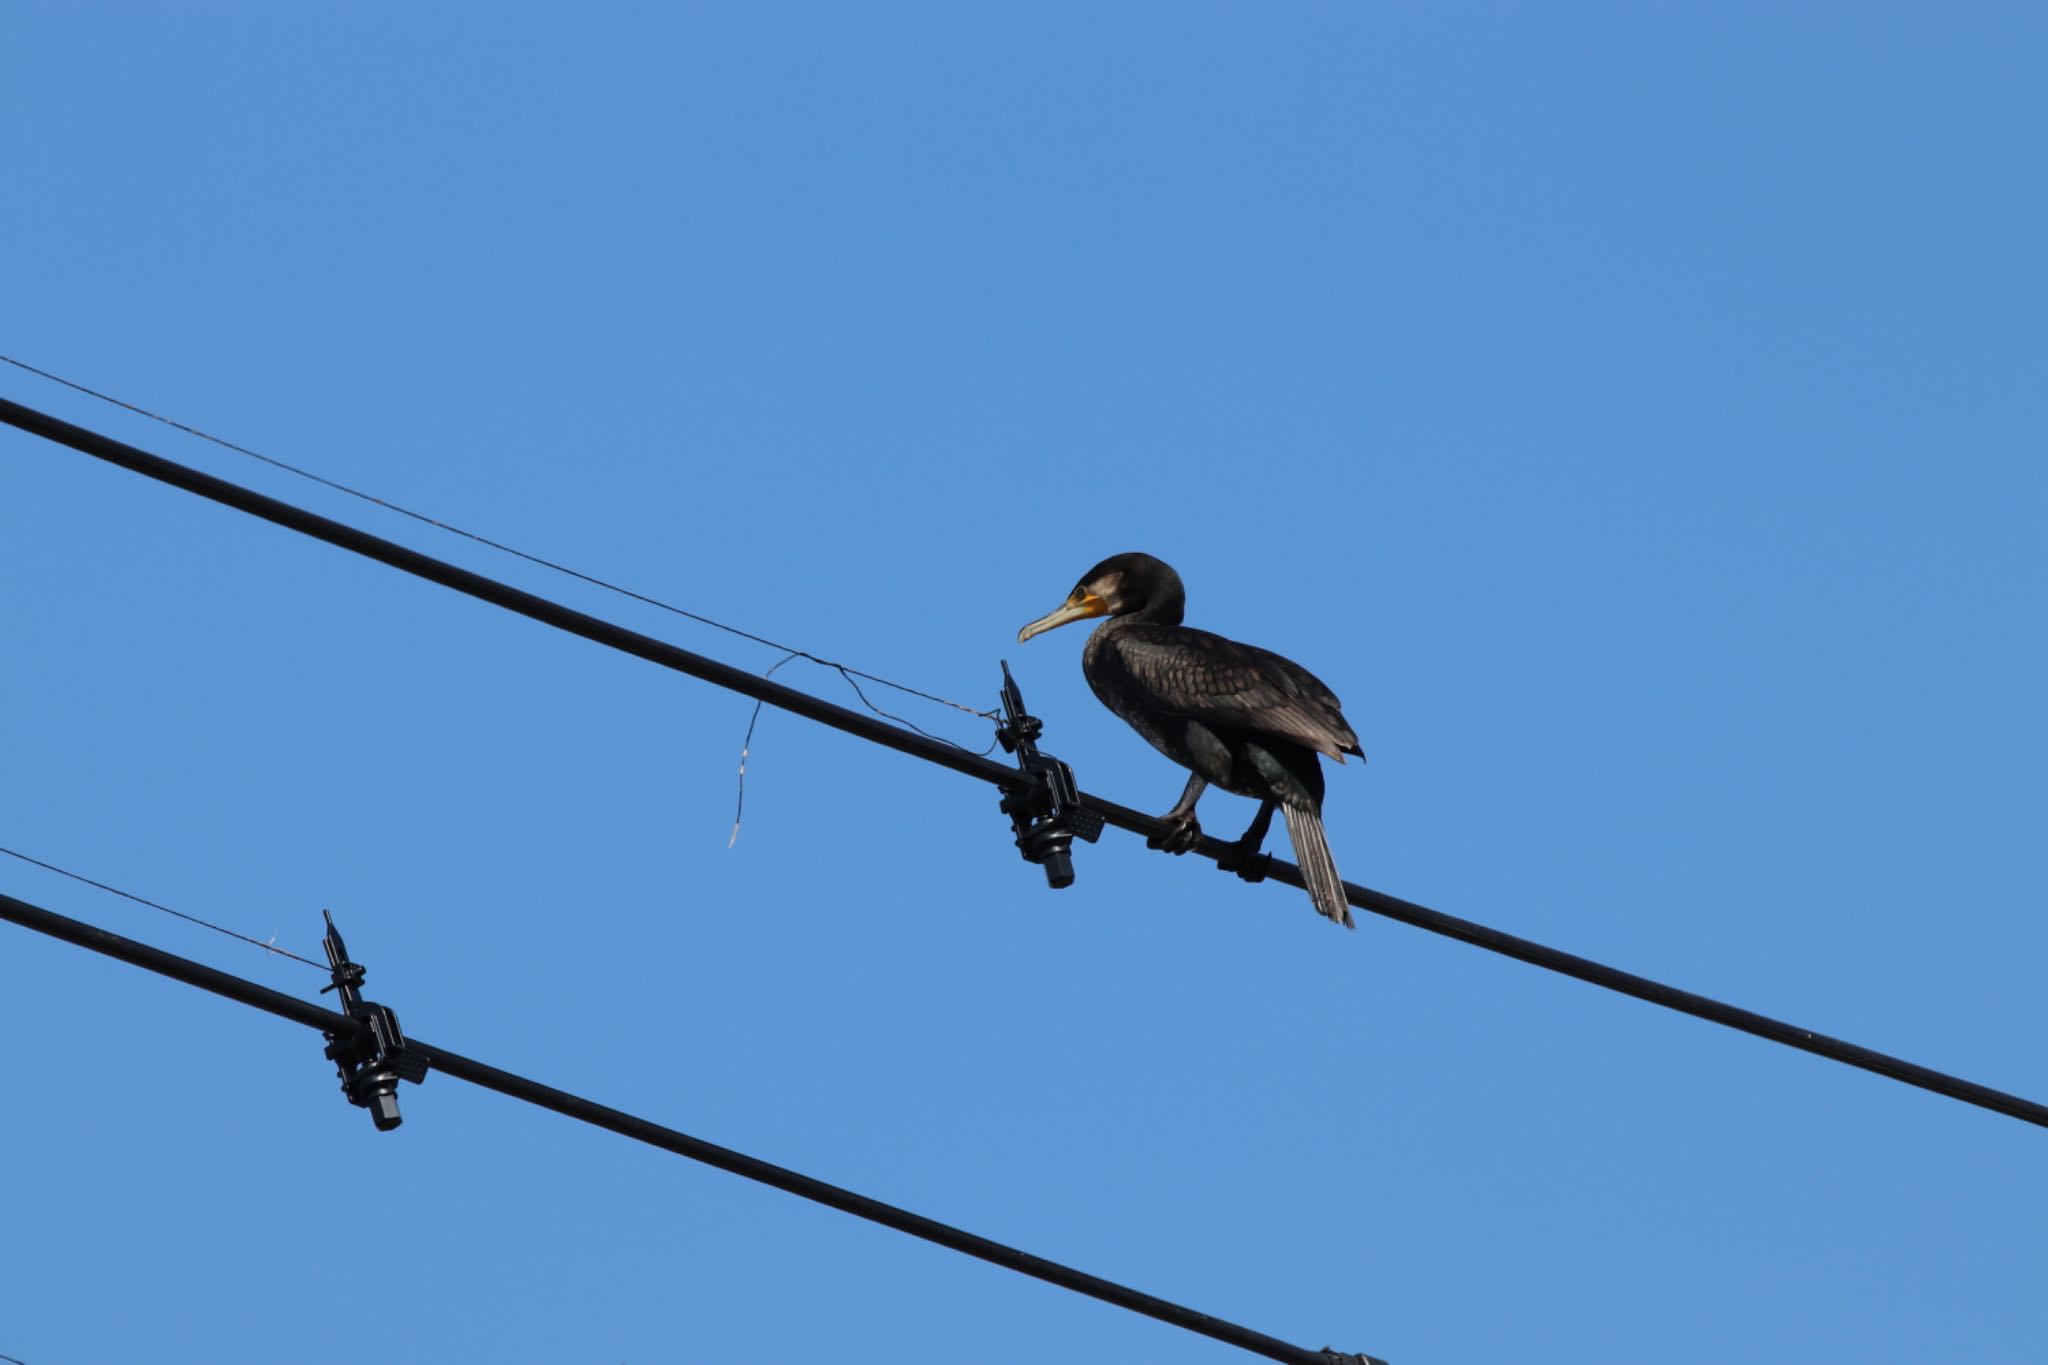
[0,354,996,752]
[2,394,2042,1131]
[0,887,1387,1365]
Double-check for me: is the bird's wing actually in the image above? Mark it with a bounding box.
[1101,624,1363,760]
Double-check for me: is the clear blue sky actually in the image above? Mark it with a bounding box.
[3,6,2044,1363]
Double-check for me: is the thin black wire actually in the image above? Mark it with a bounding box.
[0,887,1386,1365]
[8,393,2047,1132]
[0,1351,28,1365]
[0,845,326,971]
[837,668,999,755]
[0,353,999,753]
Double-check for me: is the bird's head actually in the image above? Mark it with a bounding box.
[1017,552,1185,642]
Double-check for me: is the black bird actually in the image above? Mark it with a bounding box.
[1017,552,1363,927]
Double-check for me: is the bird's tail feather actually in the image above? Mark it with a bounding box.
[1282,804,1353,928]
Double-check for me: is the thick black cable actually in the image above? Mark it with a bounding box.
[0,354,997,747]
[0,395,1009,784]
[3,395,2043,1131]
[0,889,1384,1365]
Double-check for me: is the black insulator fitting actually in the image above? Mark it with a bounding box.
[994,661,1103,890]
[348,1060,406,1132]
[319,911,430,1133]
[1018,822,1078,890]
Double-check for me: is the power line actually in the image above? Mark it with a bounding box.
[0,887,1387,1365]
[3,394,2043,1131]
[0,393,1022,781]
[0,844,326,971]
[0,353,996,753]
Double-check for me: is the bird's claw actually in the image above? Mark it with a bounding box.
[1215,841,1272,884]
[1147,812,1203,854]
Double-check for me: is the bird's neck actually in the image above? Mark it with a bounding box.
[1120,588,1185,627]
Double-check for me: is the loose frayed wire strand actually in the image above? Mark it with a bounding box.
[730,654,801,847]
[728,655,1003,848]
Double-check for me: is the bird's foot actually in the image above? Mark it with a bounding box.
[1214,835,1272,884]
[1146,810,1203,855]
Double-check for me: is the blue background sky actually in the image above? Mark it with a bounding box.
[3,5,2044,1363]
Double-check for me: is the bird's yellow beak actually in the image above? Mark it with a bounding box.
[1017,592,1108,643]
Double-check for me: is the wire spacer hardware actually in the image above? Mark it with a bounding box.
[994,660,1103,889]
[318,910,429,1132]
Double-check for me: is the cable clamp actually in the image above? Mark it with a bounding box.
[994,660,1103,889]
[318,910,429,1131]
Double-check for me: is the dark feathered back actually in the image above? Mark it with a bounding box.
[1091,622,1364,762]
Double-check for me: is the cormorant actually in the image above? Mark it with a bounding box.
[1017,552,1363,927]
